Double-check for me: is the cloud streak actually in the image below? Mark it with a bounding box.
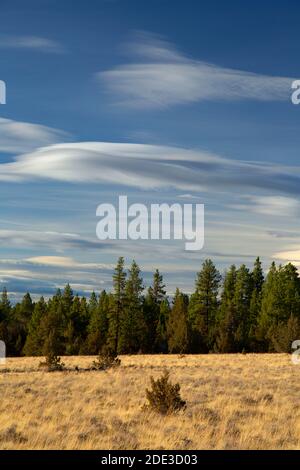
[232,195,300,217]
[0,230,106,251]
[0,118,69,154]
[1,142,300,198]
[0,35,65,53]
[98,34,293,108]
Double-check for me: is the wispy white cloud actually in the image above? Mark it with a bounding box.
[0,230,105,251]
[0,35,65,53]
[232,195,300,217]
[178,194,201,200]
[25,256,114,270]
[98,33,293,108]
[1,141,300,198]
[0,118,69,154]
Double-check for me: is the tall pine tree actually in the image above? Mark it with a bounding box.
[107,257,126,353]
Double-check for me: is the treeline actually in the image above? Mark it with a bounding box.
[0,256,300,357]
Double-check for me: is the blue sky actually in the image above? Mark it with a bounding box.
[1,0,300,300]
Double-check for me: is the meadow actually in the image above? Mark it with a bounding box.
[0,354,299,450]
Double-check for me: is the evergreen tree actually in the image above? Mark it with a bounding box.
[167,289,189,353]
[10,293,34,355]
[188,259,221,352]
[249,257,264,348]
[118,260,146,353]
[106,257,126,353]
[268,315,300,353]
[86,291,110,354]
[256,261,278,349]
[0,287,11,321]
[218,265,237,321]
[41,300,65,357]
[144,269,166,352]
[215,266,237,352]
[233,264,252,350]
[155,299,170,353]
[216,304,237,353]
[88,292,98,318]
[257,262,300,350]
[62,284,74,315]
[64,295,81,355]
[23,297,47,356]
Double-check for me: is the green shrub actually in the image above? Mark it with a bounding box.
[39,353,65,372]
[144,370,186,415]
[91,349,121,371]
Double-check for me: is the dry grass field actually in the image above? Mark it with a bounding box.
[0,354,299,450]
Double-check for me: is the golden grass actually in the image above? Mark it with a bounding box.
[0,354,299,450]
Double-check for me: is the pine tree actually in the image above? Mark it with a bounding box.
[156,299,170,353]
[118,260,146,353]
[167,289,189,353]
[248,257,264,349]
[106,257,126,353]
[62,284,74,315]
[215,266,237,352]
[144,269,166,352]
[0,287,11,321]
[280,263,300,320]
[86,291,110,354]
[215,303,237,353]
[256,261,278,349]
[258,262,300,350]
[41,300,65,357]
[268,315,300,353]
[188,259,221,352]
[218,265,237,321]
[10,293,34,355]
[23,297,47,356]
[88,292,98,318]
[64,295,81,355]
[233,264,252,350]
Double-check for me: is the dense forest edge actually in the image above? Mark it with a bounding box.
[0,257,299,357]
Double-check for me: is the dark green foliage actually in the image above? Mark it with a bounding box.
[167,289,189,353]
[106,257,126,354]
[144,269,166,352]
[118,260,146,353]
[39,353,65,372]
[91,347,121,371]
[268,315,300,353]
[0,287,10,321]
[188,259,221,352]
[144,370,186,415]
[85,291,110,354]
[2,257,300,357]
[156,299,170,353]
[23,297,47,356]
[233,264,253,350]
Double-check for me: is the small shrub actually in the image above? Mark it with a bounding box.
[143,370,186,415]
[39,353,65,372]
[91,349,121,371]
